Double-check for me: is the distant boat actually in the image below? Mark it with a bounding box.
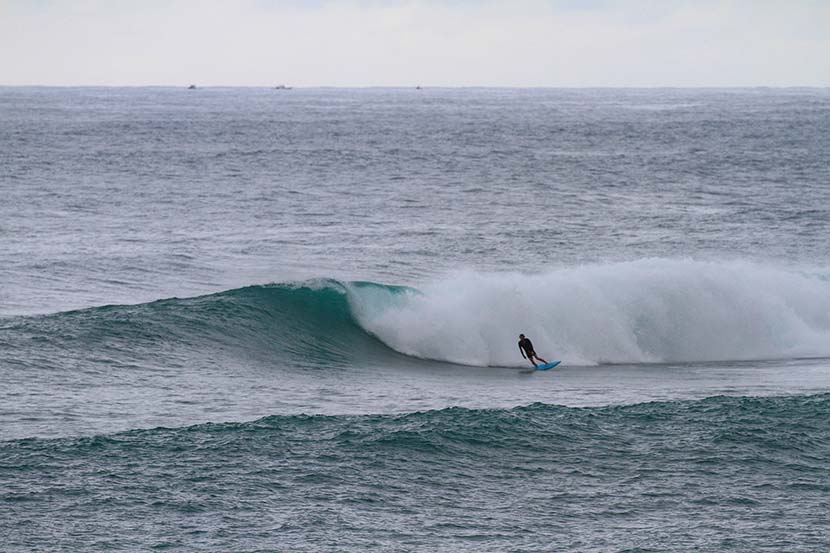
[274,84,293,90]
[187,84,197,90]
[416,85,422,90]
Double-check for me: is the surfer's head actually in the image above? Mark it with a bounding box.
[519,334,525,339]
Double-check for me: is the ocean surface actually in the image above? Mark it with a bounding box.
[2,87,830,551]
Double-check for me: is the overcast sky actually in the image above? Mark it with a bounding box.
[1,0,828,87]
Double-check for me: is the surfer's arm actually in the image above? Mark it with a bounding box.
[518,343,526,358]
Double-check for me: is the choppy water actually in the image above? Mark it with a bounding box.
[2,87,830,551]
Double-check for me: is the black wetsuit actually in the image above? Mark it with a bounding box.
[519,338,534,357]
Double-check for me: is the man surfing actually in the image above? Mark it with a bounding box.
[518,333,548,367]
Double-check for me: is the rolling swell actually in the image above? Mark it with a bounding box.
[4,394,830,551]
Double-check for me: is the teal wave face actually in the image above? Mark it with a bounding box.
[2,280,409,372]
[4,394,830,551]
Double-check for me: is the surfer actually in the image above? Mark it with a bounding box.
[518,334,548,367]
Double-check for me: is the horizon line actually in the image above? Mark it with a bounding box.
[2,84,829,90]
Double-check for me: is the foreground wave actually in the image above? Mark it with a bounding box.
[4,394,830,551]
[6,258,830,368]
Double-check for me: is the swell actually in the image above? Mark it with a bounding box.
[6,393,830,451]
[5,394,830,552]
[5,258,830,369]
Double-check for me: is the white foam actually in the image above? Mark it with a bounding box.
[347,259,830,366]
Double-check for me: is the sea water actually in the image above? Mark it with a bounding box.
[2,87,829,551]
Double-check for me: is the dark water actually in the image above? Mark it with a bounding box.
[2,87,830,551]
[6,395,830,552]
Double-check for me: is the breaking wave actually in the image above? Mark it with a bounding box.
[8,259,830,368]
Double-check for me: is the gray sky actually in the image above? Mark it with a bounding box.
[1,0,828,86]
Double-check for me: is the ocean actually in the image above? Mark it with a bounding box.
[2,87,829,551]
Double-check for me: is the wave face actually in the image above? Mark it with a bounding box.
[7,259,830,369]
[4,394,830,551]
[351,259,830,366]
[4,279,401,371]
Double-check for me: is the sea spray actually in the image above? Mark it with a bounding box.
[349,259,830,365]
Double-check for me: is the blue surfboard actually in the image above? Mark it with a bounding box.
[535,361,561,371]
